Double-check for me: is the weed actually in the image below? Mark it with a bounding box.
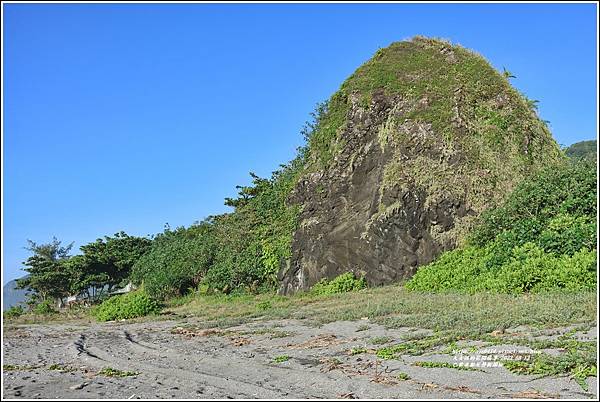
[502,349,596,391]
[98,367,140,377]
[376,334,460,359]
[413,361,481,372]
[3,364,38,371]
[370,336,393,345]
[349,347,368,355]
[356,324,370,332]
[257,301,272,311]
[273,355,290,363]
[48,364,75,372]
[397,372,411,380]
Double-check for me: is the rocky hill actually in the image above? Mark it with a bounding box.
[279,36,562,294]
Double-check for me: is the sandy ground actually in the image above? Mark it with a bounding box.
[2,316,598,399]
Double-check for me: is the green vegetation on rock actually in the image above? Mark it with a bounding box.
[305,36,560,231]
[406,160,597,293]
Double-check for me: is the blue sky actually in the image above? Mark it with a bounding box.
[2,3,597,283]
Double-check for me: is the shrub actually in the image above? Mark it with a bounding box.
[131,223,215,300]
[3,305,25,319]
[92,290,160,322]
[33,300,57,315]
[407,160,597,294]
[470,161,596,250]
[406,243,596,293]
[311,272,367,295]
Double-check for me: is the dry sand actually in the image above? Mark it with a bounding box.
[2,317,597,399]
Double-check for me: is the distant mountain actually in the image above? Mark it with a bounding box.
[565,140,597,162]
[3,277,31,310]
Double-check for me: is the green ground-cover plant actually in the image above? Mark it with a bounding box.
[273,355,290,363]
[503,349,596,391]
[92,290,160,322]
[396,372,411,380]
[349,347,368,355]
[3,364,40,371]
[48,364,75,372]
[413,361,481,372]
[310,272,367,295]
[370,336,393,345]
[98,367,140,377]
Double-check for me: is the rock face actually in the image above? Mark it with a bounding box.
[278,37,561,294]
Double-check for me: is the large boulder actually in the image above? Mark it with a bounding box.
[279,37,562,294]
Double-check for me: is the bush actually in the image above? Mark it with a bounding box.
[406,243,596,293]
[311,272,367,295]
[3,305,25,319]
[131,223,215,300]
[33,300,57,315]
[407,160,597,294]
[92,290,160,322]
[470,160,596,250]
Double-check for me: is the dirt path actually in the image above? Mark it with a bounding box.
[2,317,597,399]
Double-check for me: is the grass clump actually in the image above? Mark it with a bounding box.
[273,355,290,363]
[413,361,481,371]
[48,364,75,372]
[349,347,368,355]
[397,372,411,380]
[3,364,38,371]
[92,290,160,322]
[376,334,459,359]
[370,336,393,345]
[98,367,140,377]
[310,272,367,295]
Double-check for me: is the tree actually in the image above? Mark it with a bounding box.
[17,237,74,305]
[63,254,109,302]
[79,232,152,292]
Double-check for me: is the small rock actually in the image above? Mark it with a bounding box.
[69,382,88,390]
